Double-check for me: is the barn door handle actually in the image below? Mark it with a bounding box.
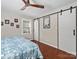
[73,29,75,36]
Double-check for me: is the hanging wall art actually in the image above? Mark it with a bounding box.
[43,16,50,29]
[14,18,18,23]
[5,20,9,24]
[10,23,14,26]
[1,22,4,26]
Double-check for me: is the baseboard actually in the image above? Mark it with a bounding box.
[58,48,76,56]
[33,40,76,56]
[39,41,57,48]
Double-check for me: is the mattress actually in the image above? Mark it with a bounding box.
[1,36,43,59]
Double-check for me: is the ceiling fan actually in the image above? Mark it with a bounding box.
[21,0,44,10]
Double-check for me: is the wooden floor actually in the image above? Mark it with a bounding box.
[32,40,76,59]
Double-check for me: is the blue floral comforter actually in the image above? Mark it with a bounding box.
[1,36,43,59]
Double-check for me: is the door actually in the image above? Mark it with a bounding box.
[34,20,39,41]
[59,8,76,55]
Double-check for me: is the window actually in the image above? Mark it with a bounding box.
[23,21,31,34]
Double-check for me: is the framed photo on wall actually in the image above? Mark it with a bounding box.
[16,25,20,28]
[43,16,50,29]
[10,23,14,26]
[5,20,9,24]
[1,22,4,26]
[14,18,18,23]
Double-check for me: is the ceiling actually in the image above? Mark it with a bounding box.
[1,0,76,19]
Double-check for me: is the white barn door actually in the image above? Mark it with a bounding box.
[59,8,76,55]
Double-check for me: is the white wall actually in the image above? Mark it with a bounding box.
[34,2,76,55]
[34,14,57,47]
[1,10,33,39]
[1,11,21,37]
[40,14,57,47]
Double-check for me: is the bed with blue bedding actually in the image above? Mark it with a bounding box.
[1,36,43,59]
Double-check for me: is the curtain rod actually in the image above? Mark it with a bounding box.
[34,6,77,20]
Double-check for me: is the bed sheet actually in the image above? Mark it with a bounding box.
[1,36,43,59]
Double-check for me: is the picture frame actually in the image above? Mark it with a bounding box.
[5,20,9,24]
[14,18,18,22]
[1,22,4,26]
[16,25,19,28]
[10,23,14,26]
[43,16,50,29]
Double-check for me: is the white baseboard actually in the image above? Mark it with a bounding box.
[38,40,76,55]
[39,41,57,48]
[58,48,76,55]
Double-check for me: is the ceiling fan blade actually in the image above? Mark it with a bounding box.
[21,5,27,10]
[22,0,30,5]
[27,0,30,4]
[21,0,30,10]
[22,0,27,4]
[30,4,44,8]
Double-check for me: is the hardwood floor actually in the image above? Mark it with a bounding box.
[32,40,76,59]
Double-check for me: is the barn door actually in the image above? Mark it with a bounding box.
[59,8,76,55]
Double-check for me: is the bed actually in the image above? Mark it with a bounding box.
[1,36,43,59]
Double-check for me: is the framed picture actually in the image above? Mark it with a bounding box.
[14,18,18,22]
[43,16,50,29]
[5,20,9,24]
[16,25,19,28]
[10,23,14,26]
[1,22,4,26]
